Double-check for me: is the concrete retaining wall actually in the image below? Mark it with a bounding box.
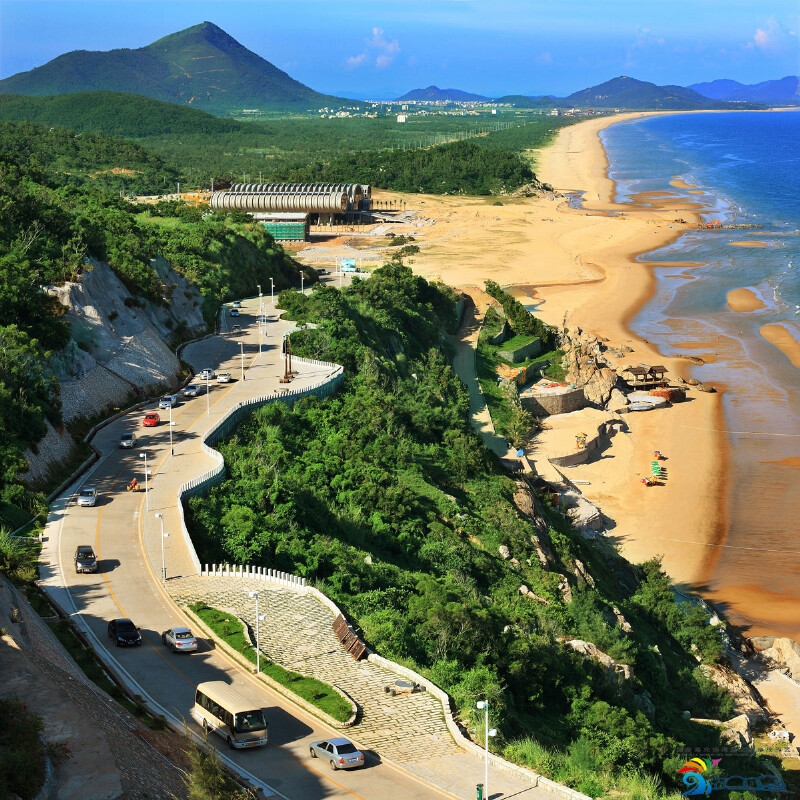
[498,337,541,362]
[521,387,586,417]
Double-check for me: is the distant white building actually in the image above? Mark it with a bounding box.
[397,114,407,123]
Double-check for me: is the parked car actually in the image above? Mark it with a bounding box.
[74,545,97,573]
[142,412,161,427]
[230,308,240,317]
[76,487,97,507]
[161,627,198,653]
[217,372,232,384]
[233,300,242,308]
[159,394,178,409]
[183,383,201,397]
[119,431,136,449]
[108,618,142,647]
[198,368,215,381]
[231,324,242,333]
[309,738,365,770]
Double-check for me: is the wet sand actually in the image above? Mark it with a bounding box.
[727,288,766,312]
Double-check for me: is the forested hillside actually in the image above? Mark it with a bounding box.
[0,123,302,525]
[186,265,737,797]
[0,94,573,194]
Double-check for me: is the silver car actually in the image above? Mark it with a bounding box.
[217,372,232,384]
[161,627,198,653]
[159,394,178,409]
[183,383,201,397]
[309,738,365,770]
[76,487,98,507]
[119,432,136,448]
[198,368,215,381]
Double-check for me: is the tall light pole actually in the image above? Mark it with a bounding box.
[270,277,274,306]
[476,700,497,800]
[205,373,211,415]
[300,272,304,294]
[168,403,174,456]
[138,451,149,511]
[155,513,169,582]
[240,341,245,382]
[248,591,260,673]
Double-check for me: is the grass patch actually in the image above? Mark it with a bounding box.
[189,602,352,723]
[46,616,167,731]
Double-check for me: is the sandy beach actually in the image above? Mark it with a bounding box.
[369,113,727,588]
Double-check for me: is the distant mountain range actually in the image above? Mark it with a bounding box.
[0,21,795,115]
[689,76,800,105]
[404,76,770,111]
[0,21,342,114]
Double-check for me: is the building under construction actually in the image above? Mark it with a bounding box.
[209,183,372,240]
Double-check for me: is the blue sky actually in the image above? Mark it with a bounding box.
[2,0,799,98]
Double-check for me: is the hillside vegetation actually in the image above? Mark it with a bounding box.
[186,265,736,797]
[0,124,302,523]
[0,94,573,195]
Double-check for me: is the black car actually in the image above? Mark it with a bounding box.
[108,618,142,647]
[74,545,97,573]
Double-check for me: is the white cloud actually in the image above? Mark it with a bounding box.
[345,27,400,70]
[748,17,795,51]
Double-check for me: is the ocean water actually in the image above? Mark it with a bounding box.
[600,111,800,638]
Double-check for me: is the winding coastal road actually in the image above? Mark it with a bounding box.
[37,294,561,800]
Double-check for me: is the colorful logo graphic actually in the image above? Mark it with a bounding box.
[676,757,787,796]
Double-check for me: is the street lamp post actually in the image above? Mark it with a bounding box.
[270,277,274,306]
[476,700,497,800]
[138,451,149,511]
[168,403,173,456]
[155,513,169,582]
[205,374,211,415]
[240,341,245,381]
[300,272,304,294]
[248,591,260,673]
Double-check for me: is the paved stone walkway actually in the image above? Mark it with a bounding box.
[169,575,462,765]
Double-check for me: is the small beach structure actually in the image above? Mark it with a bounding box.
[620,364,668,390]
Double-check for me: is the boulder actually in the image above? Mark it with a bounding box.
[757,637,800,681]
[563,638,634,686]
[498,545,511,560]
[607,388,629,412]
[582,367,618,407]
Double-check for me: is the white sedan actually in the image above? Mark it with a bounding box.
[161,627,198,653]
[217,372,232,384]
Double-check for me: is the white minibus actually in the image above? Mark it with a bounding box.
[191,681,268,749]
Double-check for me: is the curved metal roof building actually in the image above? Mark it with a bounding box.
[210,183,366,214]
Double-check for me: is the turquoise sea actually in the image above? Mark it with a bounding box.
[601,111,800,639]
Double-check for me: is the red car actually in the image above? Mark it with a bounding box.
[142,412,161,427]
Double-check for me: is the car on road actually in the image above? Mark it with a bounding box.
[161,627,198,653]
[159,394,178,409]
[198,368,215,381]
[142,412,161,427]
[74,545,97,573]
[76,487,98,507]
[217,372,232,384]
[233,300,242,308]
[230,308,240,317]
[231,324,242,333]
[183,383,201,397]
[119,431,136,449]
[108,618,142,647]
[309,738,365,770]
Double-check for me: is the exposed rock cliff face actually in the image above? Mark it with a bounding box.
[698,663,770,724]
[25,258,207,484]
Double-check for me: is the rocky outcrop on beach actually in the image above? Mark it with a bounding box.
[752,637,800,683]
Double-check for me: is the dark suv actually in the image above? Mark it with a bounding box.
[74,545,97,573]
[108,618,142,647]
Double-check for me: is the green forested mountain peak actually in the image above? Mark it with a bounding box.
[0,21,344,114]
